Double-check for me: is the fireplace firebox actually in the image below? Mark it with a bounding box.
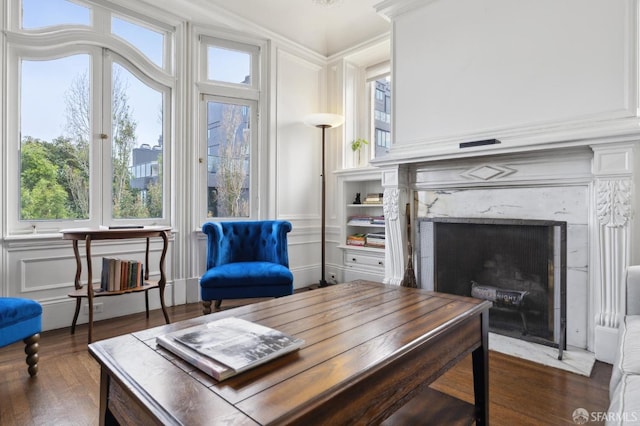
[418,218,567,355]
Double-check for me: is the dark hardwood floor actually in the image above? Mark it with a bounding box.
[0,294,611,425]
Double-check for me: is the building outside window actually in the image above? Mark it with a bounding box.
[371,76,391,159]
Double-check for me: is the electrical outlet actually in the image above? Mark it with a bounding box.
[83,302,104,314]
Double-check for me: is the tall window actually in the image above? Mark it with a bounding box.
[370,75,391,159]
[8,0,174,232]
[199,36,260,219]
[206,100,252,217]
[20,55,91,220]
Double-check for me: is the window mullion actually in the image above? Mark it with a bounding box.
[99,48,112,225]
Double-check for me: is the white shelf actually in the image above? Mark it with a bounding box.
[347,203,383,208]
[338,170,386,282]
[347,222,385,228]
[337,244,385,253]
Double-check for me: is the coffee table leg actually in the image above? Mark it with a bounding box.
[98,368,120,426]
[99,368,109,426]
[472,310,489,426]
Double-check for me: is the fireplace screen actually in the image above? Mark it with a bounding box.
[419,218,566,348]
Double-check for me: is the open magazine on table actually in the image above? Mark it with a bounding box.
[156,317,304,381]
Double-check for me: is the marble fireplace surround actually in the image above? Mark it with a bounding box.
[377,140,639,364]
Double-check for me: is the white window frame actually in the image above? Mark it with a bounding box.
[196,31,263,222]
[200,94,258,219]
[102,49,173,225]
[367,65,391,161]
[199,35,260,93]
[4,0,175,234]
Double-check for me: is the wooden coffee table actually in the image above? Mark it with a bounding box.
[89,281,491,425]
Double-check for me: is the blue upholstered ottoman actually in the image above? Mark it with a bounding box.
[0,297,42,376]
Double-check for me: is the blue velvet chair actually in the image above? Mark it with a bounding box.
[0,297,42,376]
[200,221,294,314]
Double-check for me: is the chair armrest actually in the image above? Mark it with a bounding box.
[626,265,640,316]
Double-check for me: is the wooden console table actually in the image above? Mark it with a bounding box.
[61,226,171,343]
[89,281,491,425]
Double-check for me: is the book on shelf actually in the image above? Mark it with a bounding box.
[156,317,305,381]
[363,193,384,204]
[100,258,143,292]
[370,215,385,225]
[365,231,386,248]
[347,215,373,226]
[347,233,366,246]
[366,241,385,249]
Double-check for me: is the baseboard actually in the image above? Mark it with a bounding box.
[39,283,175,332]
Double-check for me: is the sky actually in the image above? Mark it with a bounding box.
[20,0,250,147]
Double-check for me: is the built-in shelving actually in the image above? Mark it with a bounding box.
[336,168,386,282]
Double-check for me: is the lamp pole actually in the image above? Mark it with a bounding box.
[304,113,344,288]
[320,124,329,287]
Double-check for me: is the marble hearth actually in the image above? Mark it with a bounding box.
[377,142,640,363]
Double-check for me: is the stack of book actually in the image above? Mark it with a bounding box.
[156,317,304,381]
[365,232,386,248]
[100,258,144,292]
[347,233,366,246]
[370,215,385,225]
[347,215,374,226]
[363,193,384,204]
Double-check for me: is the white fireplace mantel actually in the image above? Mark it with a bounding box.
[377,139,640,363]
[372,0,640,363]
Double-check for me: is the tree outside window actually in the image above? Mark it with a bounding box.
[207,101,250,218]
[19,63,164,221]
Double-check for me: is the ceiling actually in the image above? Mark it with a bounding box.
[203,0,391,57]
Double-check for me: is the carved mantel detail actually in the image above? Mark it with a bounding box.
[595,177,633,331]
[596,179,632,228]
[383,188,400,221]
[380,168,409,286]
[589,144,637,361]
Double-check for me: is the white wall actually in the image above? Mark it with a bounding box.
[379,0,636,155]
[274,46,331,288]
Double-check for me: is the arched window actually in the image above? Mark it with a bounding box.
[6,0,175,232]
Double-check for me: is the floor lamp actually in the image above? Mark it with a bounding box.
[304,113,345,287]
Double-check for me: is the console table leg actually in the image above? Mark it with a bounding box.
[86,235,94,344]
[72,240,82,289]
[70,298,81,334]
[160,290,170,324]
[158,231,170,324]
[145,290,150,318]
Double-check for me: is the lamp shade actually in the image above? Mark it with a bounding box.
[304,113,344,129]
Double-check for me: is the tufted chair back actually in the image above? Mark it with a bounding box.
[203,221,292,269]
